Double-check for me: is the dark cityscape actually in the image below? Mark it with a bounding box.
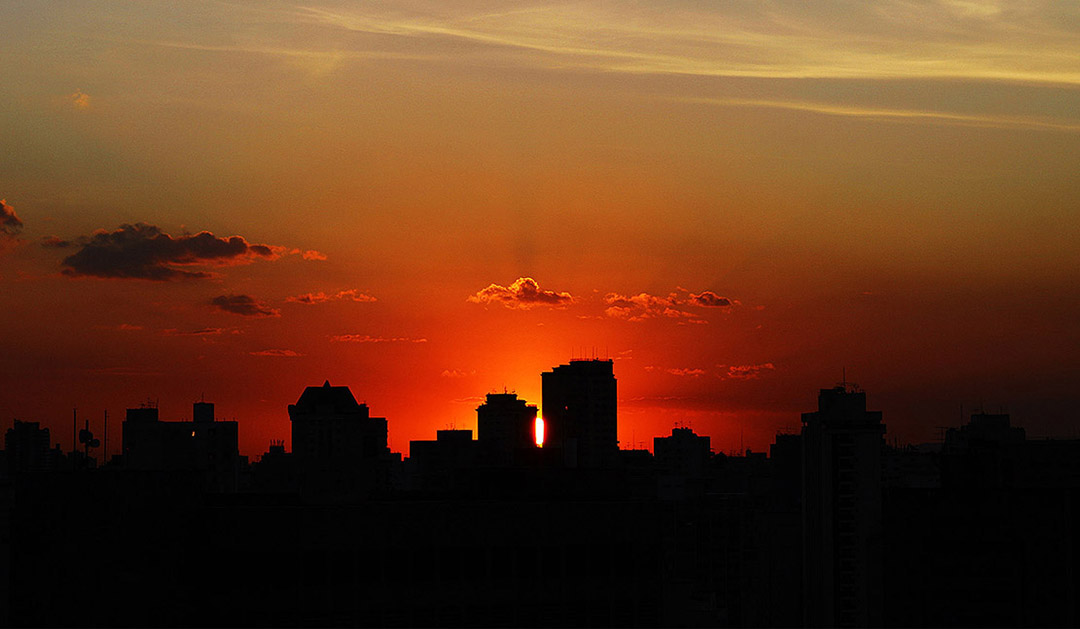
[3,359,1079,627]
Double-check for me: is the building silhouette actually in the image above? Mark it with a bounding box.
[801,383,885,627]
[289,380,391,497]
[4,420,61,476]
[541,359,617,468]
[121,401,242,491]
[477,392,537,465]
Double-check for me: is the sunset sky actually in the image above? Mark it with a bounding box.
[1,1,1078,459]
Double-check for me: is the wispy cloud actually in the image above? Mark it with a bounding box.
[645,366,707,377]
[329,334,427,343]
[250,349,303,357]
[298,1,1080,86]
[672,96,1080,134]
[722,363,776,380]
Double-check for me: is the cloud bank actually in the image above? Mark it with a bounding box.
[61,223,276,280]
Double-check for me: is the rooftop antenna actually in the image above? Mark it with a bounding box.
[72,407,77,458]
[103,409,108,465]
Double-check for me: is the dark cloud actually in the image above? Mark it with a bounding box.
[60,223,276,280]
[41,235,73,248]
[1,199,23,238]
[688,291,733,308]
[468,277,574,309]
[210,294,280,317]
[287,289,377,304]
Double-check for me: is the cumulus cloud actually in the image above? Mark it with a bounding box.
[60,223,277,280]
[250,349,303,357]
[467,277,574,309]
[723,363,776,380]
[210,294,280,317]
[329,334,427,343]
[287,289,377,304]
[1,199,23,241]
[604,288,737,322]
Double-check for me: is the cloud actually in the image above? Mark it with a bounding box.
[41,235,73,248]
[286,289,377,304]
[210,294,280,317]
[645,366,707,377]
[301,250,327,261]
[162,327,242,336]
[604,288,738,322]
[440,369,476,378]
[300,3,1080,87]
[688,291,734,308]
[250,349,303,357]
[1,199,23,239]
[468,277,574,309]
[68,89,91,109]
[723,363,776,380]
[603,292,700,322]
[329,334,427,343]
[60,223,277,280]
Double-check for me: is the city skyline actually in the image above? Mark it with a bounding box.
[2,1,1078,461]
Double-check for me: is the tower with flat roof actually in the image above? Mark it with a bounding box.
[477,392,537,465]
[541,359,617,468]
[801,383,885,627]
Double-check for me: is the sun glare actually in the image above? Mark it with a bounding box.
[535,416,544,447]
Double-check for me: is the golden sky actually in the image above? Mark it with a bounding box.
[1,1,1078,457]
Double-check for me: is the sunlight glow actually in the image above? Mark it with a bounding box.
[535,417,544,447]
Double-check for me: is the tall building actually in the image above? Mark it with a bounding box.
[541,359,617,468]
[801,383,885,628]
[476,392,537,465]
[288,380,390,495]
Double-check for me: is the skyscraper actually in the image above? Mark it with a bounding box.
[802,383,885,627]
[541,359,617,468]
[476,392,537,465]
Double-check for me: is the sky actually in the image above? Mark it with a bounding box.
[1,0,1078,459]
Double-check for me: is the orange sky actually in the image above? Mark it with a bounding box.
[1,1,1078,459]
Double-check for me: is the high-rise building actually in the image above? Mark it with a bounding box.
[801,383,885,627]
[541,359,617,468]
[288,380,390,495]
[476,392,537,465]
